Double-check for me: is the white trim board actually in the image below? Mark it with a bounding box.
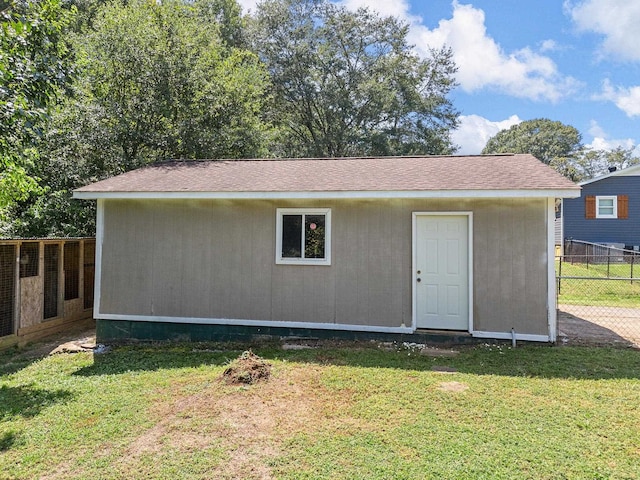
[93,199,104,315]
[472,330,551,343]
[74,189,580,201]
[95,313,415,334]
[547,197,557,342]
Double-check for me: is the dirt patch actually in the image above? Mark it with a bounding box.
[438,381,468,393]
[109,362,348,480]
[7,328,97,360]
[221,351,272,385]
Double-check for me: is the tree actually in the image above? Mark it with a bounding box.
[0,0,75,212]
[248,0,459,158]
[77,0,271,167]
[4,0,273,237]
[575,146,640,181]
[482,118,582,168]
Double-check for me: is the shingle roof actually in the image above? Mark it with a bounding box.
[74,154,580,199]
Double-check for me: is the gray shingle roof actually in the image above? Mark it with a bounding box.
[74,154,580,198]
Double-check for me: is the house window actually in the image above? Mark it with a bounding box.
[586,195,628,219]
[596,196,618,218]
[276,208,331,265]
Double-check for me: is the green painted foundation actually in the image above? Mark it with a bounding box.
[96,319,487,346]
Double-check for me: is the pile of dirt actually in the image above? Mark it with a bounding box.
[221,350,272,385]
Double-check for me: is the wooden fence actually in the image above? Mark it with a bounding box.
[0,238,95,350]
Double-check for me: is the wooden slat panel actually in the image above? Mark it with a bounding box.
[585,195,596,219]
[618,195,629,219]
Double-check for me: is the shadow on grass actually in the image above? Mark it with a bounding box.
[73,345,237,377]
[0,430,21,452]
[0,384,75,420]
[0,348,45,377]
[72,341,640,381]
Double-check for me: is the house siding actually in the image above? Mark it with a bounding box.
[563,176,640,247]
[99,197,549,336]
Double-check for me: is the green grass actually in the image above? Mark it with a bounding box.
[556,260,640,306]
[1,342,640,479]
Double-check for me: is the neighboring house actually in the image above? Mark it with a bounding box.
[74,154,579,344]
[562,164,640,250]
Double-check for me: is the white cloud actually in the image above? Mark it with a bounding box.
[451,114,521,155]
[338,0,414,20]
[409,2,579,102]
[586,120,638,152]
[539,39,559,52]
[595,80,640,117]
[567,0,640,62]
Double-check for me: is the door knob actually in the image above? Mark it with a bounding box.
[417,278,421,282]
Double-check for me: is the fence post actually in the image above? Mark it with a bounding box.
[632,255,635,285]
[557,255,562,294]
[607,253,610,278]
[586,248,589,270]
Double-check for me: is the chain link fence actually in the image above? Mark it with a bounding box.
[557,241,640,347]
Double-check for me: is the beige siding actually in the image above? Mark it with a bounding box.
[100,197,550,334]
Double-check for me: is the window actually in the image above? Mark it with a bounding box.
[585,195,628,219]
[596,196,617,218]
[276,208,331,265]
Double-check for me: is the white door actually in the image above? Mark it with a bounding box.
[415,215,469,330]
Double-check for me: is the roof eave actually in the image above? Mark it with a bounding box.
[73,188,581,201]
[579,163,640,186]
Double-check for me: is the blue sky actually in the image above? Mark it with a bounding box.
[240,0,640,155]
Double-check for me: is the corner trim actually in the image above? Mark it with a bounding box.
[547,197,557,342]
[94,199,104,316]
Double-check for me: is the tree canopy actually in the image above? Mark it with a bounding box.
[0,0,75,211]
[482,118,582,165]
[482,118,639,181]
[5,0,273,236]
[248,0,460,157]
[574,146,640,180]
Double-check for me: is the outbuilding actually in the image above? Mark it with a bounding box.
[562,163,640,250]
[74,154,580,343]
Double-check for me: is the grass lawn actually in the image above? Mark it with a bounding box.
[556,260,640,307]
[1,341,639,479]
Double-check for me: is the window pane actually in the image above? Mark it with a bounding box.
[305,215,325,259]
[282,215,302,258]
[599,206,614,215]
[19,242,39,278]
[598,198,614,215]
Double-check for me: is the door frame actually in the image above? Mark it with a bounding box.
[411,212,473,332]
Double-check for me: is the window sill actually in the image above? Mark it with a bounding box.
[276,258,331,266]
